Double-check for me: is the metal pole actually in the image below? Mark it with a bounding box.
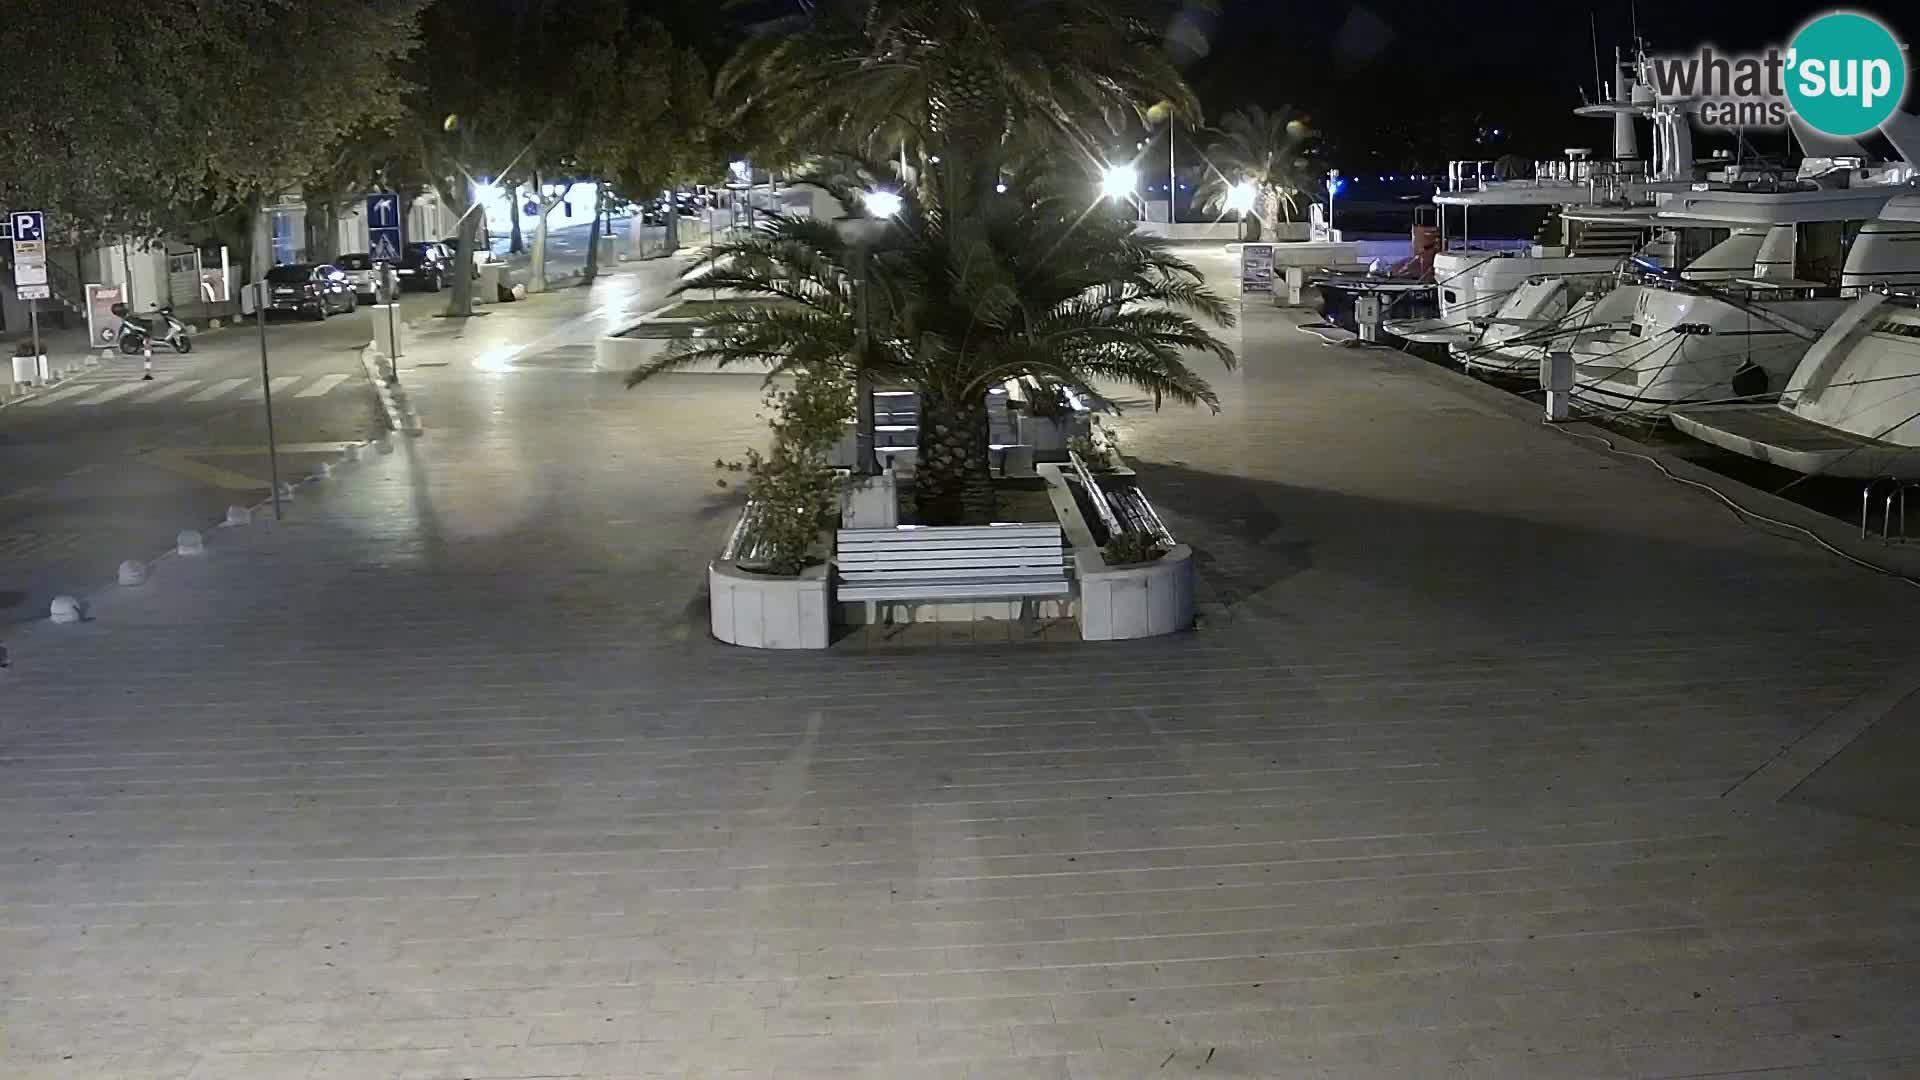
[384,265,400,385]
[853,244,877,475]
[1168,121,1176,226]
[28,300,41,380]
[255,283,283,521]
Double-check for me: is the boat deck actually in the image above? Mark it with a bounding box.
[1671,402,1920,477]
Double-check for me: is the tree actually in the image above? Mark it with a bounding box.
[719,0,1199,177]
[0,0,422,245]
[628,164,1236,524]
[1195,105,1318,237]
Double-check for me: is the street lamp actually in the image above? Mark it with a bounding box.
[1100,164,1139,202]
[1226,181,1256,214]
[833,189,901,476]
[1325,169,1343,235]
[860,189,903,218]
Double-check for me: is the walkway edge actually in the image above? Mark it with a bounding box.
[1366,338,1920,582]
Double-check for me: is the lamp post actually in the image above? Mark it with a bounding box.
[833,189,901,476]
[1326,169,1342,236]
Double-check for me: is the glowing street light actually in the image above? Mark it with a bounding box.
[861,189,903,217]
[1226,181,1256,214]
[1100,164,1139,201]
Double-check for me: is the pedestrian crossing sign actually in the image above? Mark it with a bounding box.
[370,231,402,262]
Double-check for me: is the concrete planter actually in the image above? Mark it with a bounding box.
[12,353,52,386]
[1039,462,1195,640]
[709,560,830,649]
[1074,544,1195,640]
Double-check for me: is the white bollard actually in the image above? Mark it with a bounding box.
[225,505,252,526]
[49,595,83,623]
[177,529,205,556]
[118,560,148,586]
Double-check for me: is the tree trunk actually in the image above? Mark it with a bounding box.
[664,189,677,254]
[508,184,524,254]
[580,181,603,284]
[531,170,549,293]
[913,391,994,525]
[444,184,479,317]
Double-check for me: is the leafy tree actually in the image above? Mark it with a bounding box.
[628,164,1236,524]
[0,0,421,245]
[1195,105,1318,236]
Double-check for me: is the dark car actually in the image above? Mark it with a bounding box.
[395,242,454,292]
[265,263,357,320]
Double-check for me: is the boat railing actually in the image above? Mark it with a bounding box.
[1445,158,1648,201]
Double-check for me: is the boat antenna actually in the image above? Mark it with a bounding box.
[1630,0,1641,54]
[1590,12,1604,102]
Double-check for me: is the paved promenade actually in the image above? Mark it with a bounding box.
[3,255,1920,1079]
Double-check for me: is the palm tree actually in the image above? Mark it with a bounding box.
[719,0,1198,178]
[1195,105,1317,238]
[627,163,1237,525]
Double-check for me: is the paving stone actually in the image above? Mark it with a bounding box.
[3,256,1920,1079]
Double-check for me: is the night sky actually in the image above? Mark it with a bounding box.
[1181,0,1920,169]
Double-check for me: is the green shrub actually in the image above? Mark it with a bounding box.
[1102,528,1166,565]
[725,369,853,576]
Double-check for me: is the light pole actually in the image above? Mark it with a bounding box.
[832,189,901,476]
[1325,170,1343,236]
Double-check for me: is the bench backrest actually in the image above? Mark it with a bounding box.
[836,524,1067,581]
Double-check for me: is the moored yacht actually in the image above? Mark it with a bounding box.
[1668,196,1920,477]
[1566,158,1917,415]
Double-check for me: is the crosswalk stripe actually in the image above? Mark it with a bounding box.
[18,382,102,407]
[76,382,149,405]
[295,373,351,398]
[188,379,248,402]
[249,375,303,399]
[141,380,203,401]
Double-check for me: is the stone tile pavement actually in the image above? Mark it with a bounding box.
[4,259,1920,1079]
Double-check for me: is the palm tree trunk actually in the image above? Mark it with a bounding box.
[914,391,994,525]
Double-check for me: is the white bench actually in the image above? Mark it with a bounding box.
[835,524,1071,624]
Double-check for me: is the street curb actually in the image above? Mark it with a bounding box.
[357,346,421,435]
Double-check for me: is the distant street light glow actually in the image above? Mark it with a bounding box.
[862,189,903,217]
[1226,181,1256,213]
[1100,164,1138,200]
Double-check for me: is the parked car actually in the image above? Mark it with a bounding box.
[333,253,384,300]
[396,242,454,292]
[264,263,357,320]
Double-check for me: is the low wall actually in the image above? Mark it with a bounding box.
[1134,222,1246,242]
[596,299,775,375]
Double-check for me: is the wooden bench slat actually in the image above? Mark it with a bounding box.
[833,525,1070,607]
[842,566,1068,582]
[839,580,1072,600]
